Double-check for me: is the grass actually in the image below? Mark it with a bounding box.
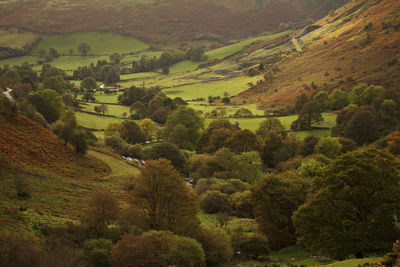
[77,92,119,103]
[80,102,130,118]
[31,32,149,56]
[120,72,160,80]
[168,60,202,74]
[35,55,109,71]
[0,56,39,67]
[76,112,127,130]
[326,257,382,267]
[163,74,264,100]
[0,29,38,49]
[206,31,290,60]
[88,150,140,177]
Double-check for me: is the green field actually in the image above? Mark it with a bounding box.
[0,55,39,67]
[36,55,109,71]
[77,92,119,103]
[206,31,290,60]
[88,150,140,177]
[76,112,126,130]
[168,60,202,74]
[81,102,130,118]
[120,72,160,80]
[163,74,264,100]
[31,32,149,55]
[0,29,38,49]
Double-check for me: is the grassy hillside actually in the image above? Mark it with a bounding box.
[0,115,109,179]
[237,0,400,105]
[0,0,349,43]
[0,115,140,228]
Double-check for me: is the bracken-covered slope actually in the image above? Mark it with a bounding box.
[237,0,400,105]
[0,0,348,43]
[0,115,110,179]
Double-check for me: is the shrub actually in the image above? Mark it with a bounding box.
[83,239,113,267]
[229,190,253,218]
[194,226,233,266]
[125,144,142,159]
[233,234,270,259]
[0,230,42,267]
[104,136,127,155]
[199,190,231,214]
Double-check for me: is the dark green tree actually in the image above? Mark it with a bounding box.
[293,148,400,259]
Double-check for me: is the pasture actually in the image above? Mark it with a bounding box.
[77,92,119,103]
[205,31,289,60]
[75,112,126,130]
[80,102,130,118]
[31,32,149,55]
[0,29,39,49]
[163,74,264,100]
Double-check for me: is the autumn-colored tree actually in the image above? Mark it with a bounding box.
[84,190,120,233]
[293,148,400,258]
[119,120,145,144]
[225,129,260,154]
[142,143,186,172]
[109,231,205,267]
[128,159,200,236]
[256,118,286,139]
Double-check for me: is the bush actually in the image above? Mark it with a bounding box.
[229,190,253,218]
[194,226,233,266]
[125,144,142,159]
[83,239,113,267]
[104,136,127,155]
[0,230,42,267]
[109,231,205,267]
[233,234,270,260]
[199,190,230,214]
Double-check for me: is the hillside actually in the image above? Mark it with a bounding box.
[0,0,348,43]
[236,0,400,105]
[0,115,110,179]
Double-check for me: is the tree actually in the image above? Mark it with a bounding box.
[199,190,230,214]
[295,93,308,113]
[78,42,91,56]
[293,148,400,259]
[43,75,66,94]
[225,129,260,154]
[83,239,113,267]
[379,99,398,130]
[139,119,156,140]
[0,230,42,267]
[234,108,253,118]
[296,101,323,130]
[314,91,329,111]
[119,120,145,144]
[94,104,108,115]
[142,143,186,172]
[81,76,97,91]
[84,191,119,233]
[128,159,200,236]
[256,118,286,139]
[31,89,64,123]
[164,107,204,150]
[110,231,205,267]
[329,89,349,110]
[129,101,147,119]
[197,119,233,152]
[344,108,379,145]
[299,135,320,156]
[314,137,342,159]
[109,53,122,64]
[193,226,233,266]
[49,48,59,58]
[206,128,233,153]
[251,172,310,250]
[72,130,88,155]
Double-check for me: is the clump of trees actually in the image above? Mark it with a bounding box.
[132,46,207,73]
